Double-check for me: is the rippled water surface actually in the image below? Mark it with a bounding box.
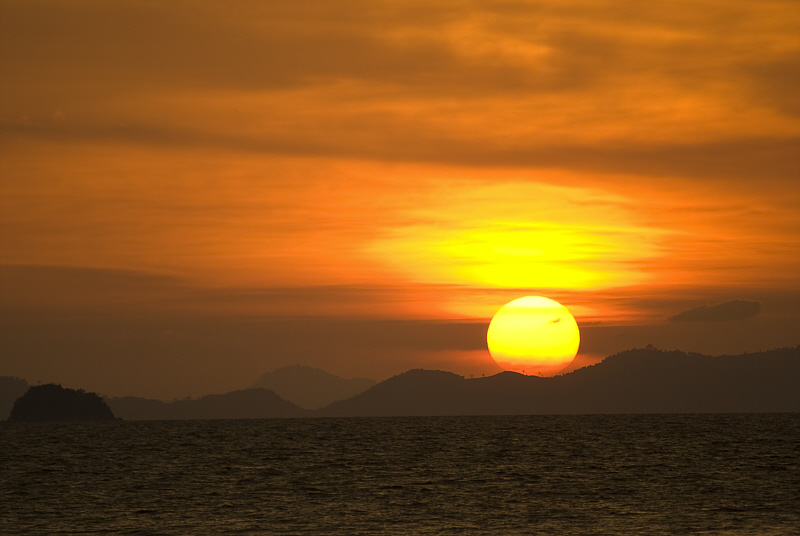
[1,414,798,535]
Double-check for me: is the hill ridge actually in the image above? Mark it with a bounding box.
[4,346,798,420]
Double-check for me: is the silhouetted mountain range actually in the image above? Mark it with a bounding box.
[320,347,800,416]
[3,347,798,420]
[250,365,375,409]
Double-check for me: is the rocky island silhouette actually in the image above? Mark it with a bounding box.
[8,384,116,422]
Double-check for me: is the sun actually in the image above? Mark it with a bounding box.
[487,296,580,375]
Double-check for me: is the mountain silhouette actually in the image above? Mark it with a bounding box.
[250,365,375,409]
[320,369,467,416]
[320,346,800,416]
[8,383,116,422]
[6,347,798,420]
[106,388,309,420]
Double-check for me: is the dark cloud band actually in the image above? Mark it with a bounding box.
[670,300,762,323]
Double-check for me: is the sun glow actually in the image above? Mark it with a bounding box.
[370,220,660,291]
[364,180,666,295]
[487,296,580,375]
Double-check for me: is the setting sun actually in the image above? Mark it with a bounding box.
[487,296,581,375]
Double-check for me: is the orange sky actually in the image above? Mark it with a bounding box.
[1,0,798,398]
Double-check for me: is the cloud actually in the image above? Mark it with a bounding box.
[669,300,762,323]
[0,265,490,351]
[3,0,798,179]
[0,264,192,309]
[5,117,798,183]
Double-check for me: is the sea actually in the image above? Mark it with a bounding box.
[1,414,798,535]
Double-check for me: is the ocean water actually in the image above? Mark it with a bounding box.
[1,414,798,535]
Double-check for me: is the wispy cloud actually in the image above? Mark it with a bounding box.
[2,0,798,178]
[670,300,763,323]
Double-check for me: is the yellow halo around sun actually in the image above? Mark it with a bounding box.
[487,296,580,375]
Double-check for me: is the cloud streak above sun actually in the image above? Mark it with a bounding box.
[364,179,665,296]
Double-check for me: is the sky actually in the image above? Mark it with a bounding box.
[1,0,798,400]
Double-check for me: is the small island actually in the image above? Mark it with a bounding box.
[8,384,116,422]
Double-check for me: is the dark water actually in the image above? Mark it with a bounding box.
[1,414,798,535]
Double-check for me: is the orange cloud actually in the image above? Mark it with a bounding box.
[1,0,798,325]
[364,179,664,294]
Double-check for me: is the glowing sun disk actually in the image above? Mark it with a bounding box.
[487,296,580,375]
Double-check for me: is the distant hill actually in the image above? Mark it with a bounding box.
[250,365,376,409]
[320,347,800,416]
[0,376,30,420]
[106,388,309,420]
[8,384,116,422]
[319,369,468,416]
